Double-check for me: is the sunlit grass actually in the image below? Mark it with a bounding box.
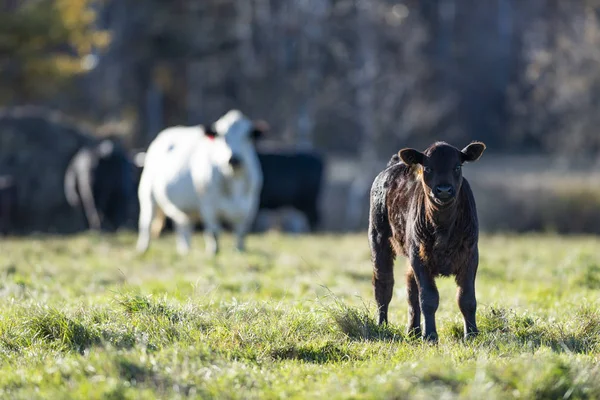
[0,232,599,398]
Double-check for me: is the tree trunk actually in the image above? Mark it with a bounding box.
[294,0,329,150]
[345,0,380,231]
[235,0,259,77]
[142,63,163,146]
[186,61,204,125]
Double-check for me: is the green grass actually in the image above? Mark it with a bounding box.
[1,232,600,399]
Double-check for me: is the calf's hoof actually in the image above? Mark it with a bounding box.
[377,311,388,326]
[423,332,438,343]
[464,329,479,341]
[406,326,422,339]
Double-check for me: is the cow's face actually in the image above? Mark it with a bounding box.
[399,141,486,206]
[208,110,268,175]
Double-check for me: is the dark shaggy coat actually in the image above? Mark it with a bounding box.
[368,141,486,341]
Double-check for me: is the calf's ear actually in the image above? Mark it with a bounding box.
[398,148,424,166]
[251,119,269,140]
[461,141,486,163]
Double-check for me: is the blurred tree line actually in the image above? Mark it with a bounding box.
[0,0,109,103]
[3,0,600,159]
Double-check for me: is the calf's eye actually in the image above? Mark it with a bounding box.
[454,165,461,172]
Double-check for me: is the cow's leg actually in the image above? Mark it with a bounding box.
[105,186,131,232]
[198,201,221,256]
[150,207,166,239]
[174,220,192,255]
[304,203,320,232]
[406,266,421,337]
[456,254,479,339]
[161,205,193,255]
[224,185,260,252]
[77,168,101,231]
[232,198,255,252]
[136,194,157,253]
[232,221,246,252]
[0,186,7,235]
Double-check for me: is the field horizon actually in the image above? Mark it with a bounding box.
[1,231,599,399]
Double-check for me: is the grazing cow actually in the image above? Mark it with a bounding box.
[64,139,136,231]
[255,151,324,231]
[369,141,486,342]
[136,110,266,255]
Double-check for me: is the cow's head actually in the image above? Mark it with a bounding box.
[206,109,269,175]
[399,141,486,206]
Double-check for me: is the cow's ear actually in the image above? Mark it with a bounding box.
[251,119,269,140]
[461,141,486,163]
[398,148,424,166]
[203,125,218,138]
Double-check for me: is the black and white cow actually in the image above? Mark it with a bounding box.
[136,110,267,255]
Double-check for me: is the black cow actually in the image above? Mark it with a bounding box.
[64,139,136,231]
[0,175,16,235]
[256,150,324,231]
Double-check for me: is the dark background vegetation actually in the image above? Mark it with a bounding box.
[2,0,600,233]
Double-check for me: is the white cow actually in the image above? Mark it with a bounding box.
[136,110,266,255]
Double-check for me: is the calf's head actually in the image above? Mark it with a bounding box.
[399,141,486,206]
[205,109,269,175]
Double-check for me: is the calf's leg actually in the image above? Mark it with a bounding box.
[368,180,396,325]
[406,267,421,337]
[419,276,440,342]
[369,219,395,325]
[456,257,479,339]
[410,255,439,342]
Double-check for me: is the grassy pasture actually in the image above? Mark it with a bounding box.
[0,232,600,399]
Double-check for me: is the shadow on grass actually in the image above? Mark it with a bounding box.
[2,294,195,354]
[115,356,197,395]
[270,341,351,363]
[22,308,101,353]
[116,293,184,323]
[319,289,406,343]
[446,305,600,354]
